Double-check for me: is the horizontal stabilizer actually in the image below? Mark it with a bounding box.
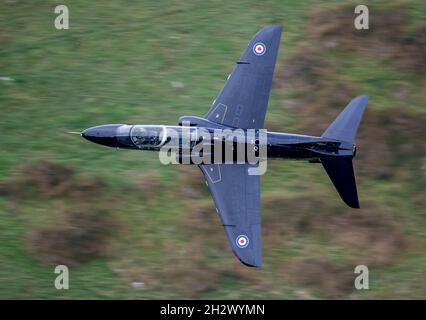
[322,95,368,143]
[321,158,360,208]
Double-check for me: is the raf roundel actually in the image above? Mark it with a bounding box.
[236,235,249,249]
[253,42,266,56]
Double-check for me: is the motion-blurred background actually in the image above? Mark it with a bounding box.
[0,0,425,299]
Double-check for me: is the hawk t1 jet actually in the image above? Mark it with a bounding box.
[81,25,368,267]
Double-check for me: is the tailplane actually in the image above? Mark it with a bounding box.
[322,95,368,143]
[320,95,368,208]
[321,158,359,208]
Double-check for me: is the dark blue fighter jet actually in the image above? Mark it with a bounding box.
[81,26,368,267]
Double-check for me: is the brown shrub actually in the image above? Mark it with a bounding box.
[384,108,426,154]
[279,70,424,180]
[177,166,210,199]
[260,192,407,297]
[354,108,394,178]
[9,160,75,199]
[308,3,409,46]
[26,204,117,266]
[326,203,405,266]
[180,202,227,250]
[414,189,426,213]
[276,47,336,96]
[264,120,284,133]
[356,108,426,179]
[69,175,106,200]
[0,181,8,197]
[134,174,163,205]
[228,259,264,285]
[3,160,118,267]
[297,80,359,136]
[169,260,220,296]
[275,44,360,135]
[286,258,354,298]
[262,193,339,247]
[164,243,221,296]
[135,175,162,192]
[307,3,425,71]
[272,3,425,184]
[176,201,269,289]
[3,160,107,200]
[263,193,405,268]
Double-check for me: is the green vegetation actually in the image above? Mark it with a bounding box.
[0,0,425,299]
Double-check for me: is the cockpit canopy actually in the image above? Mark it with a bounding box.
[130,125,165,148]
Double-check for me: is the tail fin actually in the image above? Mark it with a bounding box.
[321,96,368,208]
[322,95,368,143]
[321,158,359,208]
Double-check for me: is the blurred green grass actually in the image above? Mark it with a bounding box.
[0,0,425,298]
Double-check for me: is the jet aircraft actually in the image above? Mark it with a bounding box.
[81,25,368,267]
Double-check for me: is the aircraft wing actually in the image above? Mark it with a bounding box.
[205,25,282,129]
[199,163,261,267]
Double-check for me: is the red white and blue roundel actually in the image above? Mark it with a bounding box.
[236,235,249,248]
[253,42,266,56]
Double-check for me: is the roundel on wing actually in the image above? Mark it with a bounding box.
[236,235,249,248]
[253,42,266,56]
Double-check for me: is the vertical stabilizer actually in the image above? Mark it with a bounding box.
[322,95,368,143]
[321,95,368,208]
[321,158,359,208]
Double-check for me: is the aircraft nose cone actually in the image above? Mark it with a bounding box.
[81,124,123,148]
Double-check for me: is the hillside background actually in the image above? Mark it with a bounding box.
[0,0,425,298]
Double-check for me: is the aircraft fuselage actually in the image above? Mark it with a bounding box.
[81,124,355,162]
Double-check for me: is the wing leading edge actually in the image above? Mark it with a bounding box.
[205,25,282,129]
[199,164,262,267]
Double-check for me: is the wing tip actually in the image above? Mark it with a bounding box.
[239,258,262,268]
[346,200,360,209]
[264,24,283,30]
[254,25,283,40]
[352,94,368,105]
[262,24,283,36]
